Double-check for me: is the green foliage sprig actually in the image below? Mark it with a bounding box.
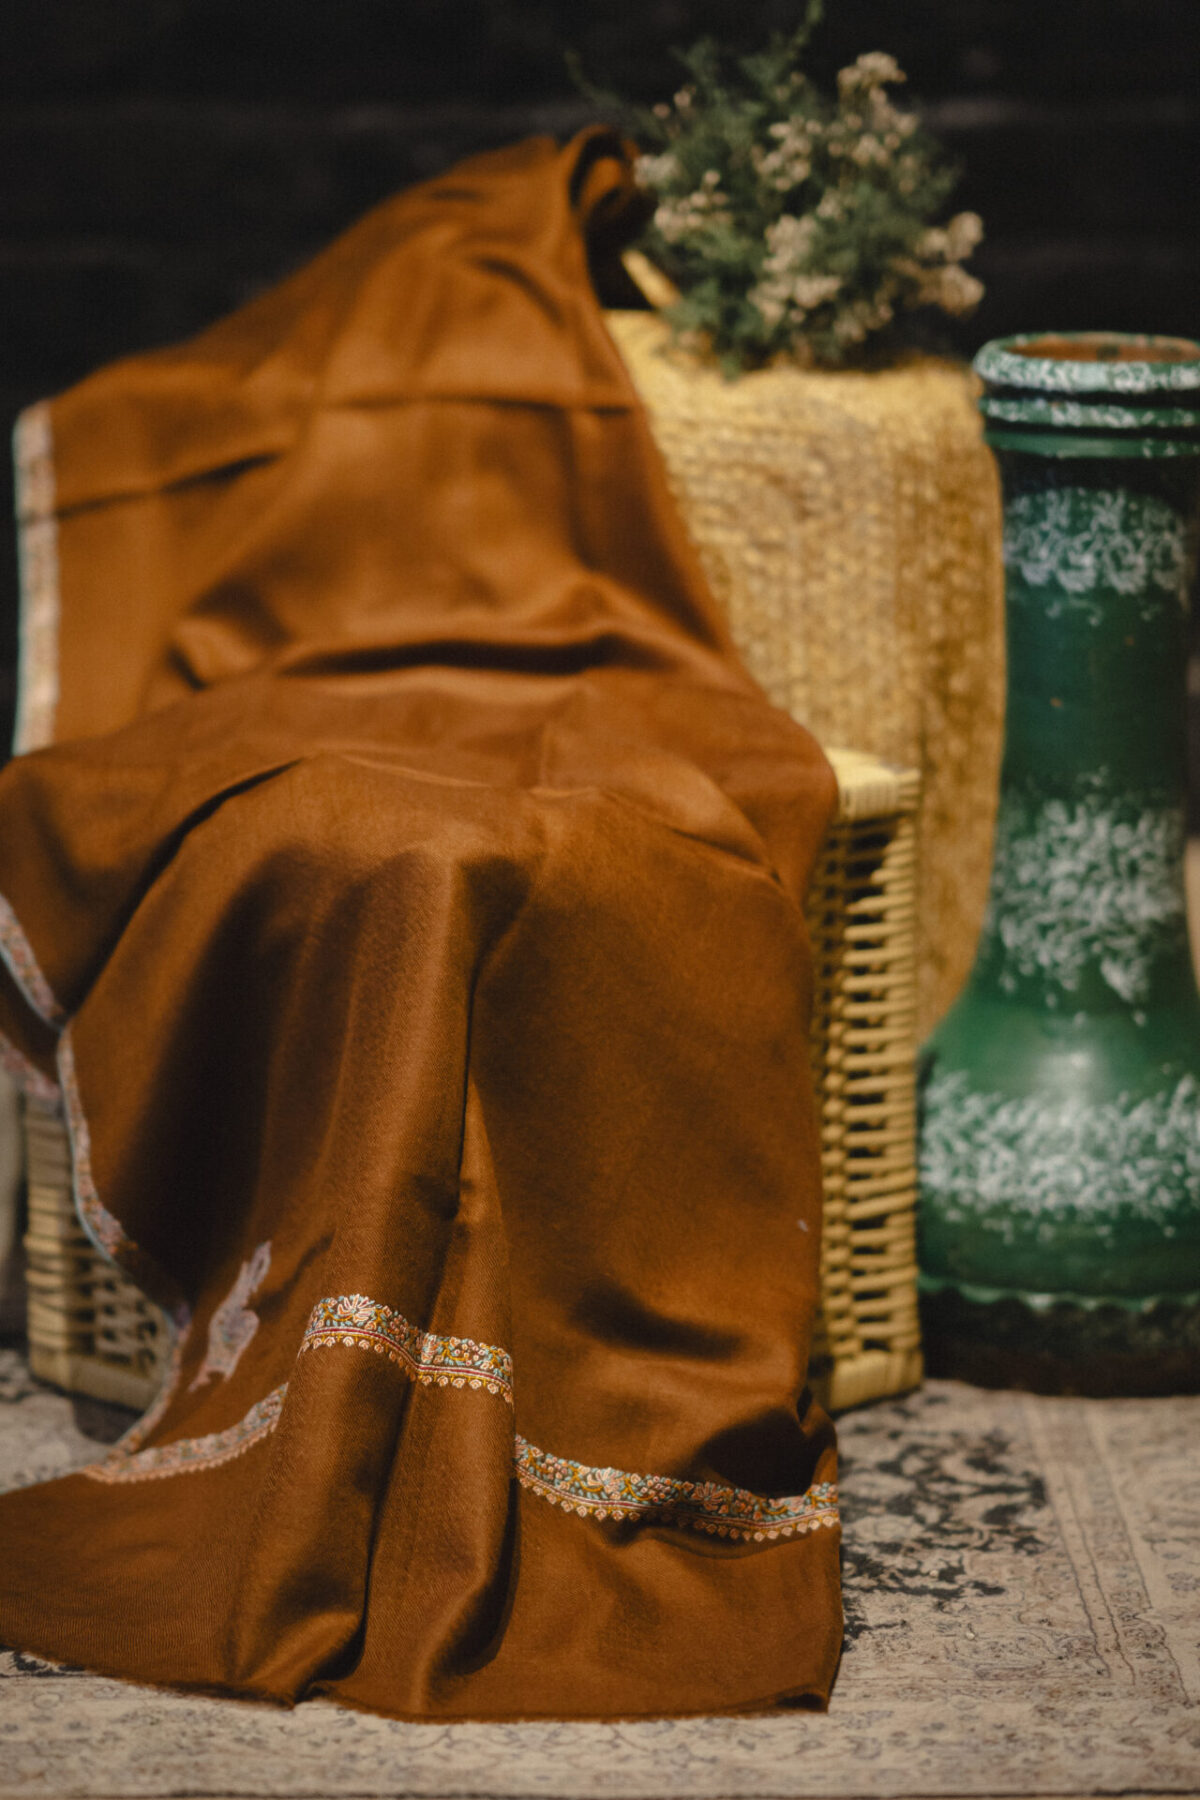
[575,5,984,372]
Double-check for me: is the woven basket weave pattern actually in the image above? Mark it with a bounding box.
[24,1102,166,1410]
[807,751,922,1411]
[609,311,1004,1037]
[22,747,922,1415]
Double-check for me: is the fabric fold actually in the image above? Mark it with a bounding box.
[0,126,842,1719]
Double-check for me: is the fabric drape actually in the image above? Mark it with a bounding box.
[0,129,842,1719]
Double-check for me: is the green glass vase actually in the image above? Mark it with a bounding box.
[918,332,1200,1393]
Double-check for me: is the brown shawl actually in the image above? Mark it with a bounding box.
[0,129,841,1719]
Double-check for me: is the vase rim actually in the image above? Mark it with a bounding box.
[975,332,1200,395]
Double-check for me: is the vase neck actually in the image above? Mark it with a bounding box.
[997,457,1195,796]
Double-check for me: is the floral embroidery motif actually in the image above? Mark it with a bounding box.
[13,402,61,756]
[299,1293,514,1402]
[87,1385,287,1484]
[85,1293,842,1545]
[0,1028,61,1110]
[0,893,66,1028]
[189,1241,272,1391]
[514,1438,839,1541]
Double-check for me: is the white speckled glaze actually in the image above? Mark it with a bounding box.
[920,1067,1200,1234]
[979,791,1186,1004]
[1002,486,1189,614]
[920,331,1200,1320]
[974,332,1200,396]
[980,394,1200,432]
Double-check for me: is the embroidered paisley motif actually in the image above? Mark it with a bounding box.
[190,1240,273,1390]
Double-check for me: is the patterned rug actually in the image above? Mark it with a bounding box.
[1,1349,1198,1799]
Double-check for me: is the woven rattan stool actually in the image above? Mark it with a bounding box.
[807,749,922,1411]
[23,1100,168,1409]
[19,746,922,1416]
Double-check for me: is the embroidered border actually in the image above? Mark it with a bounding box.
[1,406,839,1538]
[299,1293,514,1402]
[84,1294,840,1539]
[0,1028,61,1111]
[513,1439,838,1541]
[12,402,61,756]
[88,1384,287,1484]
[0,894,66,1028]
[55,1025,194,1456]
[0,884,194,1456]
[55,1028,136,1263]
[0,887,187,1330]
[56,1026,191,1338]
[110,1316,190,1460]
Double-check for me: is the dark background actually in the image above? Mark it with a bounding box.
[3,0,1199,743]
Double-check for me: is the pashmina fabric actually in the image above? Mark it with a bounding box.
[0,129,842,1718]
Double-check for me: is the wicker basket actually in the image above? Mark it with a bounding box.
[23,1101,168,1409]
[609,306,1004,1038]
[20,746,921,1416]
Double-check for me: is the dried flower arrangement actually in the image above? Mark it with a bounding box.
[576,2,983,372]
